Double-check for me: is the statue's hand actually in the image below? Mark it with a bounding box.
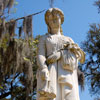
[67,43,80,54]
[67,43,85,63]
[46,51,61,64]
[40,67,49,81]
[67,43,79,50]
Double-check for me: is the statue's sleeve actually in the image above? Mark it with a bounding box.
[68,37,85,64]
[68,37,74,43]
[37,36,47,69]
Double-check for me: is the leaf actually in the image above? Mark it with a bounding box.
[0,85,3,89]
[23,57,30,62]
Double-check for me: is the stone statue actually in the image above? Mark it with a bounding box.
[36,8,85,100]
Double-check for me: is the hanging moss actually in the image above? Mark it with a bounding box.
[23,17,27,37]
[0,25,3,38]
[7,0,14,13]
[0,38,35,96]
[23,16,33,38]
[8,20,16,36]
[0,7,45,99]
[0,18,6,38]
[0,3,3,16]
[3,0,9,9]
[77,68,85,91]
[0,0,14,15]
[18,26,23,37]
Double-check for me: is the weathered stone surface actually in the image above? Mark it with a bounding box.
[36,8,85,100]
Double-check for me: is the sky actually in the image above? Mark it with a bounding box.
[11,0,100,100]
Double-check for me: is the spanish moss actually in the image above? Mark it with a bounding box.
[77,68,85,91]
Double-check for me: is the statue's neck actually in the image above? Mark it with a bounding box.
[50,28,61,35]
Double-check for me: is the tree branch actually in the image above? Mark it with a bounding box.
[0,86,26,99]
[7,9,45,23]
[0,91,11,99]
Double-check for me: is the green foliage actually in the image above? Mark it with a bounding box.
[94,0,100,13]
[0,0,42,99]
[0,36,40,99]
[81,24,100,97]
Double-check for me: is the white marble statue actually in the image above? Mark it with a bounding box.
[36,8,85,100]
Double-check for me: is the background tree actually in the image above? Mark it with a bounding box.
[95,0,100,13]
[81,24,100,98]
[79,1,100,100]
[0,0,43,99]
[81,0,100,97]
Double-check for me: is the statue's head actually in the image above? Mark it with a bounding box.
[45,8,64,34]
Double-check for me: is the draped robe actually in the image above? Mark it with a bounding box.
[37,33,80,100]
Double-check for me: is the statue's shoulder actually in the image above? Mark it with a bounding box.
[62,35,74,43]
[39,33,49,41]
[61,35,71,40]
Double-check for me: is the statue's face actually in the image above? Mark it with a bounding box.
[48,13,61,30]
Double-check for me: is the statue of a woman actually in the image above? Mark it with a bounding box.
[36,8,85,100]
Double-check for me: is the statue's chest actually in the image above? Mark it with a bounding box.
[46,35,69,52]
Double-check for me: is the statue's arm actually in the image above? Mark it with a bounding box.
[67,37,85,64]
[37,36,48,70]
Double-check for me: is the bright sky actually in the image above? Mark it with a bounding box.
[12,0,100,100]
